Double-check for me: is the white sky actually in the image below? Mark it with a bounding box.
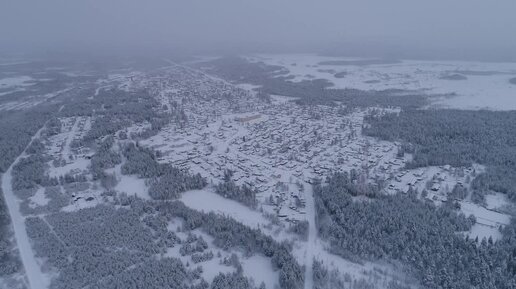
[1,0,515,59]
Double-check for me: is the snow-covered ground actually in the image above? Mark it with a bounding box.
[29,187,50,208]
[247,54,516,110]
[181,188,271,231]
[461,201,511,241]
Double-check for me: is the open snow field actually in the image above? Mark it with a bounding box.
[247,54,516,110]
[181,188,271,230]
[461,200,511,241]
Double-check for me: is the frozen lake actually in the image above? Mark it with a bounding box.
[247,54,516,110]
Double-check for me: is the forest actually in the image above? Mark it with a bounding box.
[11,154,51,191]
[23,193,304,289]
[315,172,516,289]
[363,109,516,199]
[0,103,59,173]
[26,202,171,289]
[215,170,258,208]
[158,201,304,289]
[93,257,202,289]
[121,143,206,200]
[61,87,170,146]
[312,259,412,289]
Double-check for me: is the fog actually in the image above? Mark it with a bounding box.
[1,0,515,61]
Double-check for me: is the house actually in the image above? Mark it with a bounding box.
[431,183,441,192]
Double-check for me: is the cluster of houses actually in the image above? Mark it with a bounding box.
[139,74,419,220]
[133,67,480,219]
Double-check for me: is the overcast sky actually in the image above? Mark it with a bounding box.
[1,0,515,60]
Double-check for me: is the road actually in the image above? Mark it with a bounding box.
[304,183,317,289]
[1,126,49,289]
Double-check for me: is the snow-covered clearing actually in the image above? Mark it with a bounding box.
[115,174,149,199]
[485,192,510,211]
[181,188,270,230]
[29,187,50,208]
[240,254,279,289]
[270,94,299,104]
[60,189,103,212]
[47,158,89,179]
[107,163,150,199]
[460,201,511,241]
[235,83,262,93]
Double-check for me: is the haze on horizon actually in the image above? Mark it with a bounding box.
[1,0,516,61]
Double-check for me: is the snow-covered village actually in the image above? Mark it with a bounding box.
[1,2,516,288]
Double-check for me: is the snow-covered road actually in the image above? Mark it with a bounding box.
[1,127,50,289]
[61,117,79,160]
[304,184,316,289]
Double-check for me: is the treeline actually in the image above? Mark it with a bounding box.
[19,186,69,216]
[26,139,45,155]
[364,109,516,199]
[288,220,309,240]
[179,234,208,256]
[11,154,52,191]
[158,201,304,289]
[212,271,260,289]
[45,117,62,136]
[199,57,427,108]
[90,136,122,180]
[315,172,516,289]
[121,143,206,199]
[93,257,204,289]
[215,171,258,208]
[313,259,411,289]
